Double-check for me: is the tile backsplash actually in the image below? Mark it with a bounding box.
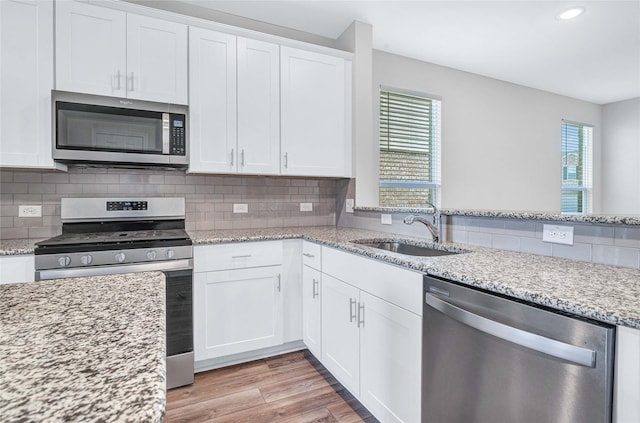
[0,168,337,239]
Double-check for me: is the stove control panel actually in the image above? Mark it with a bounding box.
[106,201,148,211]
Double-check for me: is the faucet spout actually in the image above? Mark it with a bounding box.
[403,202,441,243]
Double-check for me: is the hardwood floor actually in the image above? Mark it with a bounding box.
[164,350,378,423]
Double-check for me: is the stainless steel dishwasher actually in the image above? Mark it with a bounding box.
[422,276,615,423]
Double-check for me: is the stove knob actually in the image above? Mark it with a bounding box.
[146,250,157,260]
[57,256,71,267]
[115,252,126,263]
[165,249,175,259]
[80,255,93,265]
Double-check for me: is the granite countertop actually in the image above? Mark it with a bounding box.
[0,238,42,255]
[189,226,640,330]
[0,272,166,422]
[354,206,640,225]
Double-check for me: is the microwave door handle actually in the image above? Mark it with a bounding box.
[162,113,170,154]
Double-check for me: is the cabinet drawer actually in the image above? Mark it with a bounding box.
[302,241,321,270]
[194,241,283,272]
[321,246,423,315]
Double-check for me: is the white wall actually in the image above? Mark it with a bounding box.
[364,50,603,212]
[602,98,640,214]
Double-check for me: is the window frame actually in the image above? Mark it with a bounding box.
[378,86,441,207]
[561,119,593,215]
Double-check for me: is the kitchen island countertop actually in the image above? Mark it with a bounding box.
[0,272,166,422]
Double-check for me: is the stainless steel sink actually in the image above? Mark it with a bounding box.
[351,240,459,257]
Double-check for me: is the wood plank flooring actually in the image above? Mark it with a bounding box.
[164,350,378,423]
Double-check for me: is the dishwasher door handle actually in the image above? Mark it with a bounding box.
[425,293,596,367]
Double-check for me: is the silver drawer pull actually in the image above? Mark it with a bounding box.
[231,254,252,259]
[302,253,315,258]
[349,298,357,322]
[312,279,319,298]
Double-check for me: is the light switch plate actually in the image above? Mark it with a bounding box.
[233,203,248,213]
[542,224,574,245]
[345,198,354,213]
[381,214,392,225]
[18,205,42,217]
[300,202,313,212]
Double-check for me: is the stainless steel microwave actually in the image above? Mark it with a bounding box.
[52,91,188,167]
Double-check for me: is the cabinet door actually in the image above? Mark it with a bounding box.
[0,255,35,284]
[126,14,188,104]
[188,27,237,173]
[193,266,283,361]
[302,265,322,358]
[0,0,56,168]
[281,46,349,177]
[237,37,280,175]
[321,274,360,395]
[359,291,421,423]
[55,1,126,97]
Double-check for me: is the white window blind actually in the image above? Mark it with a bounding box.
[561,120,593,214]
[379,89,441,207]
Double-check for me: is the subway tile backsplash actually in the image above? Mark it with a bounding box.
[0,168,337,239]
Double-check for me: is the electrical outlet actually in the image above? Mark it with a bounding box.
[18,205,42,217]
[542,224,574,245]
[381,214,392,225]
[233,203,248,213]
[300,203,313,212]
[345,198,354,213]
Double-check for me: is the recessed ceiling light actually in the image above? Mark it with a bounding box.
[557,7,585,20]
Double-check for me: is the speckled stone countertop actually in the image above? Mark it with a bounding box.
[190,226,640,330]
[0,238,41,255]
[0,272,166,422]
[354,206,640,225]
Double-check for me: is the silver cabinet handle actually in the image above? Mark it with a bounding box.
[116,70,121,90]
[357,303,365,328]
[128,72,134,91]
[349,298,357,323]
[277,274,281,292]
[241,149,245,167]
[425,293,596,367]
[284,152,288,168]
[312,279,319,298]
[302,253,315,258]
[230,149,234,166]
[231,254,251,259]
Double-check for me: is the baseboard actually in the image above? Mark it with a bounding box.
[194,340,307,373]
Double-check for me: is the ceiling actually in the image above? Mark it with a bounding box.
[181,0,640,105]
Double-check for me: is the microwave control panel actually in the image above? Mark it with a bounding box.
[170,115,186,156]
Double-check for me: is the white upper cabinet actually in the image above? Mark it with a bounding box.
[55,1,126,98]
[125,14,188,104]
[188,27,237,173]
[189,28,280,175]
[280,46,351,177]
[0,0,59,169]
[237,38,280,175]
[55,1,187,104]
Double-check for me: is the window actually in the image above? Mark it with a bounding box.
[379,89,441,207]
[561,120,593,214]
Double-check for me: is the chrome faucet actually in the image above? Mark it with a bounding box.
[403,201,440,243]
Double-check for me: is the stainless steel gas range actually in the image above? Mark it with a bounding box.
[34,197,194,389]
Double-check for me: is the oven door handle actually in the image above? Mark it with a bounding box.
[36,259,193,281]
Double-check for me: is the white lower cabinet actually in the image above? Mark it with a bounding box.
[193,241,286,363]
[321,247,423,423]
[194,266,283,360]
[302,264,322,358]
[321,274,361,395]
[359,291,422,423]
[0,255,35,284]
